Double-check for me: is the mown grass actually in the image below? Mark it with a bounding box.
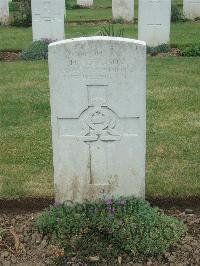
[0,58,199,199]
[67,0,183,21]
[0,21,199,51]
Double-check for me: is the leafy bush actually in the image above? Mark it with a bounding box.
[98,24,124,37]
[171,5,183,22]
[37,197,186,262]
[65,0,80,10]
[147,44,171,55]
[11,0,32,27]
[21,39,55,61]
[9,1,16,12]
[180,44,200,57]
[113,17,126,24]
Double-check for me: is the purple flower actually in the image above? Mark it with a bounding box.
[105,199,113,205]
[108,206,115,215]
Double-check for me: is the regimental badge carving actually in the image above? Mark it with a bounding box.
[79,85,121,142]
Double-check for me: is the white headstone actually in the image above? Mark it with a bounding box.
[183,0,200,20]
[138,0,171,46]
[0,0,9,25]
[77,0,93,7]
[112,0,134,22]
[49,37,146,204]
[31,0,65,41]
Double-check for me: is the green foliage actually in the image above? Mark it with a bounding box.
[171,5,183,22]
[180,44,200,57]
[147,44,171,55]
[9,1,16,12]
[98,24,124,37]
[65,0,80,10]
[0,228,6,239]
[113,17,126,24]
[11,0,32,27]
[37,197,186,261]
[21,39,54,61]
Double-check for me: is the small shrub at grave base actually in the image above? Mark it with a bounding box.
[97,24,124,37]
[180,44,200,57]
[171,5,183,22]
[112,17,126,24]
[147,44,171,55]
[21,39,55,61]
[11,0,32,27]
[36,197,186,262]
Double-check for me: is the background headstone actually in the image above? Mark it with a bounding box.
[183,0,200,20]
[49,37,146,204]
[31,0,65,41]
[112,0,134,22]
[0,0,9,25]
[138,0,171,46]
[77,0,93,7]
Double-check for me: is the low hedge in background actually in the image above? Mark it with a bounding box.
[37,197,186,262]
[21,39,54,60]
[180,43,200,57]
[11,0,32,27]
[171,5,184,22]
[20,39,200,61]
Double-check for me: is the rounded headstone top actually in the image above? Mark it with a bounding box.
[48,36,146,49]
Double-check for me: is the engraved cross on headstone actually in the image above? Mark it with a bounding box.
[58,85,139,196]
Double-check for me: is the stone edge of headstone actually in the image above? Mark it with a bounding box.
[48,36,147,50]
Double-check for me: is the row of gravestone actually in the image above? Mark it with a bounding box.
[0,0,200,46]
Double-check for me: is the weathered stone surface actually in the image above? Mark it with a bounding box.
[138,0,171,46]
[31,0,65,41]
[77,0,93,7]
[49,37,146,203]
[0,0,9,25]
[183,0,200,20]
[112,0,134,22]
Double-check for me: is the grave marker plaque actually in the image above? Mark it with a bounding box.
[0,0,9,24]
[77,0,93,7]
[31,0,65,41]
[49,37,146,203]
[183,0,200,20]
[138,0,171,46]
[112,0,134,22]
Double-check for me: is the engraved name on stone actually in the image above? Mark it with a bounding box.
[31,0,65,41]
[138,0,171,46]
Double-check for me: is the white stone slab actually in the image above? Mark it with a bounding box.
[77,0,93,7]
[31,0,65,41]
[138,0,171,46]
[49,37,146,204]
[0,0,9,24]
[112,0,134,21]
[183,0,200,20]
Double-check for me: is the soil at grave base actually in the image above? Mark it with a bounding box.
[0,52,21,62]
[0,203,199,265]
[149,48,181,58]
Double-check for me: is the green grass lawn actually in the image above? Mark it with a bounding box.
[0,57,199,199]
[0,21,199,51]
[67,0,183,21]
